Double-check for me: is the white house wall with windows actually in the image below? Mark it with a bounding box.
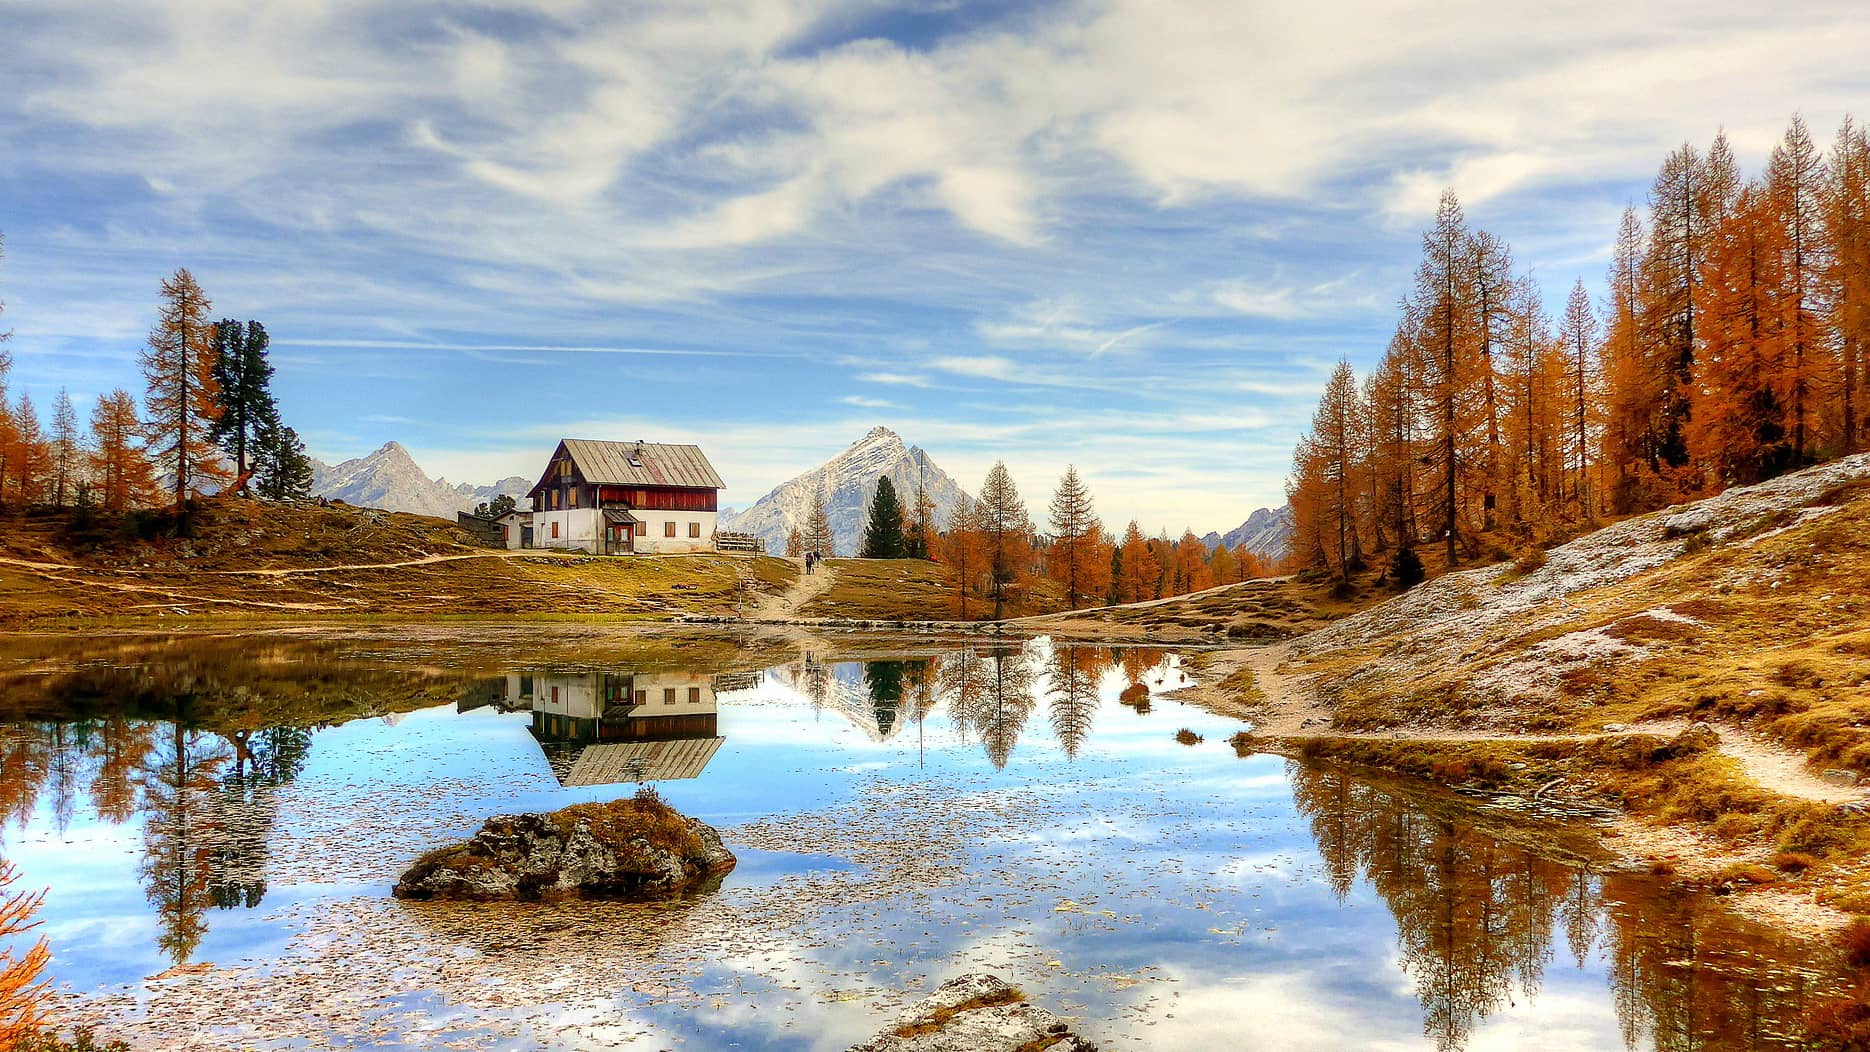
[525,439,725,555]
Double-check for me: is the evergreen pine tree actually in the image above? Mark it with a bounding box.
[252,420,314,501]
[209,319,278,490]
[860,476,908,558]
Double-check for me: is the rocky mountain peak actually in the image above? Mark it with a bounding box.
[719,428,970,556]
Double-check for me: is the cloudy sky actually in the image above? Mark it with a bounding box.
[3,0,1867,531]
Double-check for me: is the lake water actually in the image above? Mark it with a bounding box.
[0,628,1851,1050]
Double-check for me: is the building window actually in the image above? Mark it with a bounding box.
[569,487,578,508]
[663,688,676,705]
[551,522,560,539]
[688,687,701,704]
[635,690,647,706]
[688,521,701,538]
[664,521,676,538]
[550,686,559,703]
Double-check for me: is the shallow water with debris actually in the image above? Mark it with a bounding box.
[0,629,1850,1050]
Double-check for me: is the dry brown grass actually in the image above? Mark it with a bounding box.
[547,794,706,859]
[890,987,1025,1039]
[795,558,961,620]
[0,499,804,626]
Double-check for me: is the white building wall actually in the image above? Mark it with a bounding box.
[628,672,716,713]
[531,673,603,719]
[497,511,529,550]
[532,508,603,553]
[632,510,719,555]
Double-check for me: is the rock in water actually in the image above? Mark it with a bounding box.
[393,795,736,901]
[850,974,1098,1052]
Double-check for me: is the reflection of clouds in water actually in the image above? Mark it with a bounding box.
[11,634,1858,1050]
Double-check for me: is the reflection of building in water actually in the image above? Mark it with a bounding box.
[506,671,723,785]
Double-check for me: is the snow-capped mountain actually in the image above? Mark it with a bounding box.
[310,442,532,519]
[1200,505,1294,566]
[719,426,970,556]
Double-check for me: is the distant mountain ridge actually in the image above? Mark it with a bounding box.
[719,426,970,556]
[1200,504,1293,566]
[310,442,531,519]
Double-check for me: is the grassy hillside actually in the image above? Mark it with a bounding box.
[0,499,799,626]
[1018,574,1375,642]
[1228,452,1870,918]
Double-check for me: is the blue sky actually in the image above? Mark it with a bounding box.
[3,0,1867,531]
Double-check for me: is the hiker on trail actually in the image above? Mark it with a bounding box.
[804,551,815,575]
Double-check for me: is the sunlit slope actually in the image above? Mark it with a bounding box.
[0,499,799,625]
[1292,452,1870,765]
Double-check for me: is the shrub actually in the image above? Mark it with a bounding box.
[1391,547,1425,590]
[1174,728,1203,746]
[1843,918,1870,970]
[1119,683,1150,705]
[1772,851,1819,874]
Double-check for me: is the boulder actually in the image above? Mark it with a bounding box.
[393,794,736,902]
[850,974,1098,1052]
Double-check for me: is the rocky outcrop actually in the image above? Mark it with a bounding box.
[850,974,1097,1052]
[393,796,736,901]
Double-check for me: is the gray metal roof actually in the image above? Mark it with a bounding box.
[562,439,724,489]
[558,737,725,785]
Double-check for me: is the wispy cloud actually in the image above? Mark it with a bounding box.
[4,0,1867,528]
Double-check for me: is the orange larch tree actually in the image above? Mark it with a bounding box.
[91,388,160,511]
[1556,279,1600,516]
[141,268,229,510]
[1825,117,1870,454]
[1114,521,1158,604]
[1045,465,1108,609]
[1763,115,1832,464]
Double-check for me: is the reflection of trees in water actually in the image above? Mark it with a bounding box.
[2,711,315,965]
[1114,647,1166,689]
[939,648,984,744]
[862,661,907,738]
[0,728,52,832]
[1046,645,1105,759]
[138,723,233,965]
[208,727,312,909]
[974,647,1035,770]
[92,717,157,823]
[862,658,937,740]
[1289,761,1836,1052]
[1602,872,1820,1052]
[937,645,1037,769]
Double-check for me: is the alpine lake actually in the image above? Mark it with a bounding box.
[0,625,1856,1051]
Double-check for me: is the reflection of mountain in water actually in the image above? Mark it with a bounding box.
[1288,761,1838,1052]
[772,655,938,743]
[505,672,724,785]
